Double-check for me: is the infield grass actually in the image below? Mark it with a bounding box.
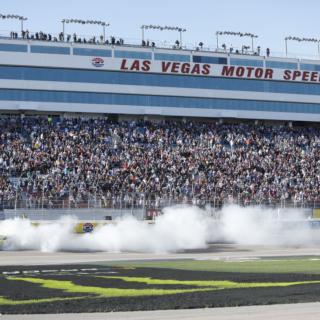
[3,274,320,306]
[0,296,86,305]
[97,275,320,288]
[6,277,213,298]
[103,258,320,274]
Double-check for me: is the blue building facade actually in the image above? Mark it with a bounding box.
[0,39,320,121]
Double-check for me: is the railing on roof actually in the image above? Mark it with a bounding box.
[1,30,320,62]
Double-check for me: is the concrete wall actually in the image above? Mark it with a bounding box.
[3,208,145,221]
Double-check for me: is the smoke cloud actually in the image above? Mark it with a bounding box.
[0,205,317,253]
[219,205,316,246]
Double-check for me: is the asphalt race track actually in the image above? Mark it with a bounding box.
[1,244,320,319]
[2,244,320,266]
[2,302,320,320]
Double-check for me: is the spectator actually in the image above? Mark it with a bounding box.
[266,48,270,57]
[0,116,319,209]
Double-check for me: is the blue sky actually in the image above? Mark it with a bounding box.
[0,0,320,59]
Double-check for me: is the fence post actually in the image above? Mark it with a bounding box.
[131,197,134,216]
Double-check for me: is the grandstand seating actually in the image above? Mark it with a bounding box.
[0,115,319,209]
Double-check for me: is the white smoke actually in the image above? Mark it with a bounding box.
[219,205,315,246]
[0,205,318,253]
[0,216,76,252]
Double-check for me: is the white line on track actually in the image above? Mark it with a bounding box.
[2,268,114,275]
[76,272,89,274]
[2,271,20,275]
[60,269,79,272]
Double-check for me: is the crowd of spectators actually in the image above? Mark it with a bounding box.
[0,115,319,209]
[9,30,125,46]
[6,30,268,55]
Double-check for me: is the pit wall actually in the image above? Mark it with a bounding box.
[2,208,145,221]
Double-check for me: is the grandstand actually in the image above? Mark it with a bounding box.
[0,29,319,215]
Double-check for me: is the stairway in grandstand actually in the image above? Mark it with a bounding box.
[9,177,20,187]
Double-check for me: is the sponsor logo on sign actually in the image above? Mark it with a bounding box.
[83,222,94,233]
[92,57,104,67]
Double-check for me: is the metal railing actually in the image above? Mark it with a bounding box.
[1,194,319,211]
[1,29,320,61]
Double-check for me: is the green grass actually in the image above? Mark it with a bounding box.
[3,271,320,306]
[103,258,320,274]
[4,274,320,306]
[0,296,86,305]
[97,275,320,289]
[6,277,212,298]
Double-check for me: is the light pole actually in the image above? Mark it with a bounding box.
[284,36,319,57]
[0,14,28,32]
[61,18,110,42]
[141,24,187,47]
[215,31,258,53]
